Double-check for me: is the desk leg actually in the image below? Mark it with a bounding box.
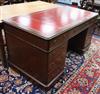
[68,25,95,53]
[0,23,7,68]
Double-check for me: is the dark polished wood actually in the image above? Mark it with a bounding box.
[3,6,98,89]
[68,24,96,53]
[4,23,67,87]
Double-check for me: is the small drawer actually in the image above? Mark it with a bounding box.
[49,34,67,51]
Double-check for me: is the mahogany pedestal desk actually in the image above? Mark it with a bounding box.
[3,6,98,90]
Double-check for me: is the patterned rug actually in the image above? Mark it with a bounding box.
[0,35,100,94]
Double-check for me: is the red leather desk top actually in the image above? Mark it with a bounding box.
[4,6,98,40]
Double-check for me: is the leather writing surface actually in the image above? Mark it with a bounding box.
[4,6,97,39]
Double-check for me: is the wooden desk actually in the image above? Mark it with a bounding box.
[0,1,58,67]
[3,5,98,90]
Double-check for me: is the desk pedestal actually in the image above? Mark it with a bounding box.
[68,24,95,53]
[4,23,68,89]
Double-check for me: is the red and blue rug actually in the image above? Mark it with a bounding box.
[0,35,100,94]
